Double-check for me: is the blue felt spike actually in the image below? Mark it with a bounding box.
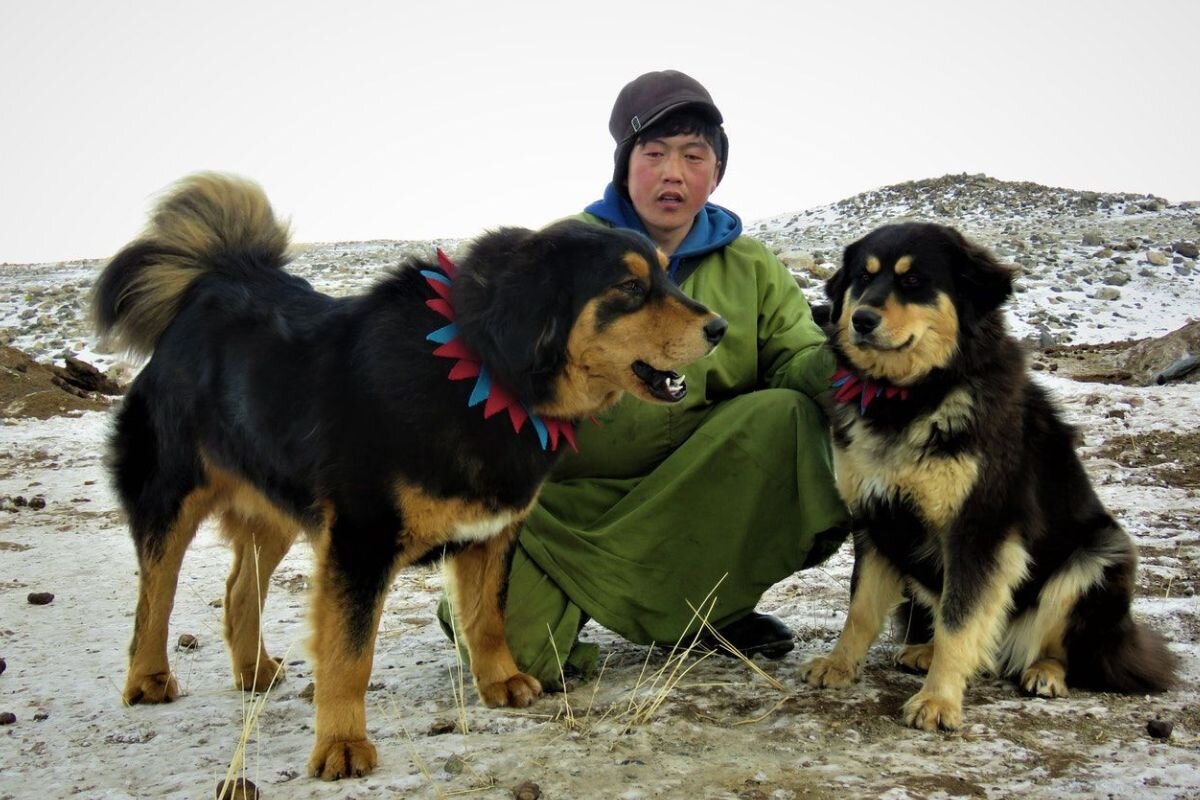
[529,414,549,449]
[468,366,491,407]
[421,269,451,285]
[426,322,458,344]
[831,374,852,388]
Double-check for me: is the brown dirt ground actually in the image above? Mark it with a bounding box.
[0,346,113,419]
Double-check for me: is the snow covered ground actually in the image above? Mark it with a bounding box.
[1,175,1197,799]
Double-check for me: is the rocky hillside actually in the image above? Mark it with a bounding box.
[2,174,1198,377]
[753,174,1200,348]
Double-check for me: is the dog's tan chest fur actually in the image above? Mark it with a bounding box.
[834,388,979,532]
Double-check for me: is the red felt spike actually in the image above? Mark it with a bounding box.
[433,339,476,360]
[483,381,517,419]
[546,421,561,450]
[425,278,452,302]
[558,422,578,453]
[426,298,454,320]
[447,360,480,380]
[436,248,458,279]
[507,403,528,433]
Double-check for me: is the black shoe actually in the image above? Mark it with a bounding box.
[701,612,795,660]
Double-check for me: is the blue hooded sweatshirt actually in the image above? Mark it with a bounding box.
[584,183,742,284]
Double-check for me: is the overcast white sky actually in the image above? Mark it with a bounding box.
[2,1,1197,264]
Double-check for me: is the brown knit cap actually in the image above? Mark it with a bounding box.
[609,70,728,193]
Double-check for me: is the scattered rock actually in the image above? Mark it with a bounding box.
[1081,231,1104,246]
[29,496,46,510]
[1172,241,1199,259]
[1103,271,1131,287]
[0,712,15,725]
[0,657,6,676]
[1147,719,1174,740]
[513,780,542,800]
[429,719,457,736]
[33,711,49,721]
[27,592,55,605]
[1093,288,1121,301]
[177,633,200,651]
[298,682,315,701]
[215,777,260,799]
[444,754,465,775]
[1147,251,1170,267]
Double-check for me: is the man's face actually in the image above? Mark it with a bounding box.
[625,133,720,254]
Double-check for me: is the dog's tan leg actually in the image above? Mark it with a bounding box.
[904,535,1029,731]
[445,522,542,707]
[124,489,213,704]
[802,545,905,688]
[306,529,395,780]
[221,510,297,692]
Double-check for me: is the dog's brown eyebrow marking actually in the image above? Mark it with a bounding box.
[894,255,914,275]
[623,252,653,281]
[866,255,882,274]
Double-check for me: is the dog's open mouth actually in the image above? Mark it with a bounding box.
[632,360,687,402]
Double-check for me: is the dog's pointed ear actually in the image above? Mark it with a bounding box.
[825,238,860,325]
[946,228,1016,328]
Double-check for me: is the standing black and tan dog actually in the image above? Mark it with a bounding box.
[93,173,725,778]
[801,222,1175,730]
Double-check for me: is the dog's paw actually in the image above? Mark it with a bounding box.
[895,643,935,674]
[235,656,286,692]
[307,737,378,781]
[799,655,858,688]
[902,690,962,731]
[1021,659,1069,698]
[477,672,542,708]
[123,671,179,705]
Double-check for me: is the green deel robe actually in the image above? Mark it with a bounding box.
[437,213,849,686]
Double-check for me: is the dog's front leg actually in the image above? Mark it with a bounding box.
[903,532,1028,731]
[446,522,542,707]
[306,526,396,780]
[801,539,905,688]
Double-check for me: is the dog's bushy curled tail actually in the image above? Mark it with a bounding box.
[92,172,290,356]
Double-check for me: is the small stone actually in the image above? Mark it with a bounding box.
[0,712,15,725]
[298,682,315,701]
[28,496,46,510]
[0,657,6,676]
[1147,719,1174,739]
[27,592,55,605]
[1172,241,1199,259]
[444,754,465,775]
[513,781,542,800]
[1147,251,1170,267]
[428,718,457,736]
[1081,231,1104,246]
[177,633,199,651]
[33,711,49,721]
[215,777,260,799]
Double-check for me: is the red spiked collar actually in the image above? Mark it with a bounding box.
[423,250,578,452]
[831,366,910,414]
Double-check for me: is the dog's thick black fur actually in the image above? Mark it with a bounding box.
[94,173,723,779]
[801,222,1176,731]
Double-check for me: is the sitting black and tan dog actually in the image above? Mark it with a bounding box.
[801,222,1175,730]
[94,173,725,778]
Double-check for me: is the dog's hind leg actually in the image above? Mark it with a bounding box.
[220,509,298,693]
[904,534,1029,731]
[802,543,905,688]
[445,522,542,708]
[124,487,215,705]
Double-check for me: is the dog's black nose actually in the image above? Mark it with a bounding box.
[852,309,881,335]
[704,317,728,345]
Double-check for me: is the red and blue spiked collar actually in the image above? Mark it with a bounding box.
[422,250,578,452]
[831,366,910,415]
